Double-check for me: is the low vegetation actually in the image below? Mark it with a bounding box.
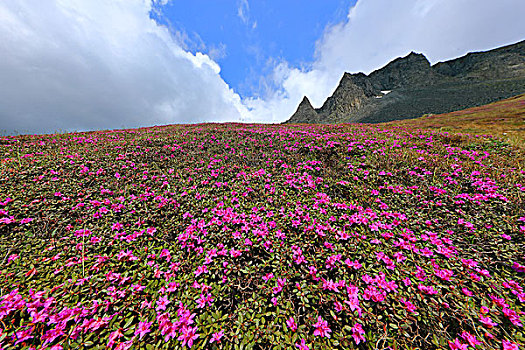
[0,122,524,349]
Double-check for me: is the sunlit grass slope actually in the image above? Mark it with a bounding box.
[386,93,525,147]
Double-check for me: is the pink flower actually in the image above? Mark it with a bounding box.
[262,273,274,282]
[7,254,19,263]
[513,262,525,273]
[415,266,427,281]
[312,316,331,338]
[209,330,224,344]
[402,299,417,313]
[479,316,498,328]
[418,284,438,295]
[345,297,360,311]
[107,328,124,348]
[20,217,33,224]
[334,301,343,313]
[462,288,473,296]
[286,317,297,331]
[448,338,468,350]
[178,326,199,348]
[112,222,124,231]
[460,331,481,347]
[156,296,171,311]
[502,340,520,350]
[13,327,34,345]
[140,299,152,309]
[196,293,214,308]
[351,322,366,344]
[30,309,47,323]
[135,321,152,340]
[0,216,15,224]
[322,279,340,293]
[194,265,208,276]
[295,339,310,350]
[503,307,523,327]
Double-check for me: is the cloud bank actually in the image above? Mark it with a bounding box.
[246,0,525,123]
[0,0,248,134]
[1,0,524,134]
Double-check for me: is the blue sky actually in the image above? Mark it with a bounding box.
[1,0,525,134]
[151,1,353,98]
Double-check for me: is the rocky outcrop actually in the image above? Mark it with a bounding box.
[287,96,321,123]
[285,39,525,124]
[316,73,378,122]
[368,52,438,89]
[284,73,381,124]
[434,40,525,80]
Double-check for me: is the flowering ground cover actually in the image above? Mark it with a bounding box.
[0,123,524,349]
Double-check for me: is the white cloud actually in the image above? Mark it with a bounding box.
[237,0,257,29]
[207,43,228,61]
[245,0,525,123]
[0,0,248,134]
[237,0,250,25]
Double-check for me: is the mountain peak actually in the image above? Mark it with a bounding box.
[398,51,429,62]
[376,51,430,71]
[407,51,424,57]
[285,96,320,124]
[390,51,430,66]
[299,96,313,106]
[367,50,433,89]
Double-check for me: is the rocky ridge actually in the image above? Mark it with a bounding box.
[285,39,525,124]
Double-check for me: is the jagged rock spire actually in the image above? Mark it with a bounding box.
[285,96,320,124]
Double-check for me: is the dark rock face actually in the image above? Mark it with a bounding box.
[434,40,525,80]
[368,52,437,89]
[286,96,321,124]
[316,73,379,122]
[285,40,525,124]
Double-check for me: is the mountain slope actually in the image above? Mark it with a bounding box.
[285,39,525,124]
[386,93,525,147]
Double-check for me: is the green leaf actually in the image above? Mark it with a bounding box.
[123,316,135,329]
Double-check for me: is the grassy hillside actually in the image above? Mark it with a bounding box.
[386,93,525,147]
[0,123,524,349]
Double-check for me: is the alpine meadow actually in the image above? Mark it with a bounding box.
[1,118,524,349]
[1,1,525,349]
